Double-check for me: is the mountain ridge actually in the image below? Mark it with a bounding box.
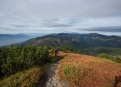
[20,33,121,49]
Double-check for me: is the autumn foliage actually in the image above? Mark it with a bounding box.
[57,52,121,87]
[0,67,44,87]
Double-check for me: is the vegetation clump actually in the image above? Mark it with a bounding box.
[98,53,121,63]
[0,67,44,87]
[0,45,49,78]
[62,65,81,76]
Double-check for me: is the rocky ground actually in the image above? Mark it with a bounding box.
[38,62,61,87]
[45,62,61,87]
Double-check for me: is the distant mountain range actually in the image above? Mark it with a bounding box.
[0,33,46,47]
[21,33,121,49]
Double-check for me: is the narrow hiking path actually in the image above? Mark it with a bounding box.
[38,61,60,87]
[45,62,61,87]
[38,52,68,87]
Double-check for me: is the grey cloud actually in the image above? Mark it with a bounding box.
[0,0,121,35]
[0,26,21,31]
[43,23,71,28]
[78,26,121,32]
[13,25,42,28]
[0,0,121,19]
[12,21,71,28]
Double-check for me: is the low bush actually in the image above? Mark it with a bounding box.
[0,45,49,77]
[98,53,121,63]
[0,67,44,87]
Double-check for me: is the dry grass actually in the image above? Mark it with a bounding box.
[57,52,121,87]
[0,67,44,87]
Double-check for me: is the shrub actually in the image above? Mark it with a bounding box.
[0,45,49,77]
[0,67,44,87]
[98,53,121,63]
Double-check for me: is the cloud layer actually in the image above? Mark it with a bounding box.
[0,0,121,35]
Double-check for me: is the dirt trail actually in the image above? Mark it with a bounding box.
[45,62,61,87]
[38,52,68,87]
[38,62,61,87]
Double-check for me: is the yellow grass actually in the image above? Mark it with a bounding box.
[57,52,121,87]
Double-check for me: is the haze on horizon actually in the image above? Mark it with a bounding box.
[0,0,121,35]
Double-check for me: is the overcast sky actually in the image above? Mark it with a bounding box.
[0,0,121,35]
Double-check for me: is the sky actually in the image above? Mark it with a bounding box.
[0,0,121,35]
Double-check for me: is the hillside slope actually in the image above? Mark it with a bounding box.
[21,33,121,49]
[57,52,121,87]
[0,51,121,87]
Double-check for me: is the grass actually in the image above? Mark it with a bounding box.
[0,67,44,87]
[57,52,121,87]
